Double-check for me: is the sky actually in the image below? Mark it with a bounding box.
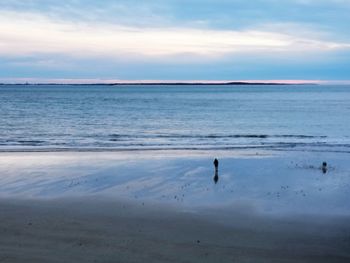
[0,0,350,83]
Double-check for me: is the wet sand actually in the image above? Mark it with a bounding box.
[0,151,350,262]
[1,198,350,263]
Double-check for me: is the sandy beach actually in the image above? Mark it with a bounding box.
[1,197,350,263]
[0,150,350,262]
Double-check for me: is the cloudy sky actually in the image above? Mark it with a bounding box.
[1,0,350,83]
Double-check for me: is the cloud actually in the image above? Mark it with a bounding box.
[0,1,349,81]
[0,11,349,61]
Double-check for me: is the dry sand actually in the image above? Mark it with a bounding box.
[1,197,349,263]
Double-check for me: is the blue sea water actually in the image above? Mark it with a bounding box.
[0,84,349,152]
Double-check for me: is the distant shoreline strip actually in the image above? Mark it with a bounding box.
[0,82,316,86]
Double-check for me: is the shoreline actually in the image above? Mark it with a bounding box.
[0,146,349,154]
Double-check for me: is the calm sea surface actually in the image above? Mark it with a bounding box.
[0,84,349,152]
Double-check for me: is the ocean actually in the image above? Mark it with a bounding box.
[0,84,349,152]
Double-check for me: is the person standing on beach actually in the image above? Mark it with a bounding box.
[214,158,219,170]
[213,158,219,184]
[322,162,327,174]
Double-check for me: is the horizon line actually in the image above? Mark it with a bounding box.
[0,78,350,85]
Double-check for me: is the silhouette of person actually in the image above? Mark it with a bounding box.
[213,158,219,169]
[322,162,327,174]
[213,158,219,184]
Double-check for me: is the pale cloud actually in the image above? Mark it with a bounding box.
[294,0,350,4]
[0,11,349,60]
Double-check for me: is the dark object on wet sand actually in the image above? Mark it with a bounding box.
[322,162,327,174]
[213,158,219,184]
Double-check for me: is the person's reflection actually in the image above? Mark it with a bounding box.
[213,158,219,184]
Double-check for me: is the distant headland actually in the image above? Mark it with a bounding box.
[0,81,317,86]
